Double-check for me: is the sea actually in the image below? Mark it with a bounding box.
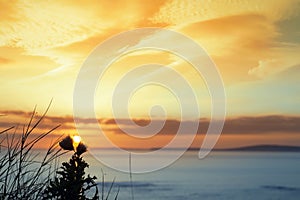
[77,150,300,200]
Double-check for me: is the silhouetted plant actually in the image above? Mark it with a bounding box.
[42,136,99,200]
[0,104,118,200]
[0,104,65,200]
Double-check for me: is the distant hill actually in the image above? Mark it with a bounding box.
[214,145,300,152]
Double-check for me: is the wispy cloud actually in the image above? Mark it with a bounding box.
[0,1,105,51]
[248,46,300,78]
[0,0,166,52]
[151,0,300,25]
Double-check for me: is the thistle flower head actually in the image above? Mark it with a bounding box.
[59,135,87,155]
[59,135,73,150]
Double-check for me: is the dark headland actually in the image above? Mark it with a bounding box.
[99,145,300,152]
[191,145,300,152]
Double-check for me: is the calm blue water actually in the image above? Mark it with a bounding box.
[80,151,300,200]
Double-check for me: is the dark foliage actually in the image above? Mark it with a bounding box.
[43,153,99,200]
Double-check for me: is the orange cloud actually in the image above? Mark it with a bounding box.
[150,0,300,82]
[0,57,11,64]
[2,109,300,149]
[3,110,300,136]
[103,115,300,136]
[174,14,278,83]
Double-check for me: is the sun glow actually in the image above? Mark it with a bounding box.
[72,135,81,149]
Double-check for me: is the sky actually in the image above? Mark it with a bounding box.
[0,0,300,149]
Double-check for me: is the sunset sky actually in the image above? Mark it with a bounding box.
[1,0,300,149]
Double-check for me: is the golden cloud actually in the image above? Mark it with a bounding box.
[151,0,300,25]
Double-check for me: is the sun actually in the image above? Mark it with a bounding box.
[72,135,81,149]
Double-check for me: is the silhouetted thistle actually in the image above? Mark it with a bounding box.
[59,135,87,155]
[59,135,74,151]
[43,136,99,200]
[76,142,87,155]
